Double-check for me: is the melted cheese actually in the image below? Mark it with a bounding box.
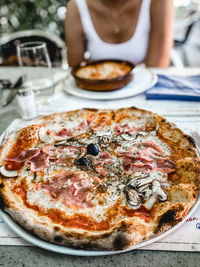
[26,186,123,223]
[75,62,131,80]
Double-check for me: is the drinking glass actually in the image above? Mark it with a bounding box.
[17,42,54,103]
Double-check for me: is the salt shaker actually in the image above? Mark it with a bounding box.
[17,88,38,120]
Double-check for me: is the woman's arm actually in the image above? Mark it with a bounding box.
[145,0,174,67]
[65,0,86,67]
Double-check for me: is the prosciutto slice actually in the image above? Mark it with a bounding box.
[97,152,113,166]
[57,128,72,137]
[40,171,93,208]
[74,121,89,131]
[57,120,89,137]
[95,151,113,177]
[114,123,145,135]
[140,141,164,153]
[29,151,48,172]
[55,145,87,158]
[6,148,49,172]
[44,145,86,166]
[91,117,109,131]
[119,142,175,173]
[6,149,40,162]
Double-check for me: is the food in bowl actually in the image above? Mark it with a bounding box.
[72,60,135,92]
[75,61,132,80]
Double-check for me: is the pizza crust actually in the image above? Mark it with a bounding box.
[5,206,156,250]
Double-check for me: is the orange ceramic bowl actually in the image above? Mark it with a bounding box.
[71,59,135,92]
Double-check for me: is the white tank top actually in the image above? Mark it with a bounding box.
[75,0,151,65]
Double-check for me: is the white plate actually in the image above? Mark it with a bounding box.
[0,194,199,256]
[63,67,158,100]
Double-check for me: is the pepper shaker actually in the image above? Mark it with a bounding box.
[17,88,38,120]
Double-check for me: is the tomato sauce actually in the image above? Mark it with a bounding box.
[5,125,40,171]
[121,206,153,223]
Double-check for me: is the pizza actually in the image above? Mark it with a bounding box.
[0,107,200,251]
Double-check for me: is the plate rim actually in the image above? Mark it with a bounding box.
[63,67,158,100]
[0,194,199,256]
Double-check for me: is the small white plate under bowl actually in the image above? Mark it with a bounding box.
[63,67,158,100]
[0,194,199,256]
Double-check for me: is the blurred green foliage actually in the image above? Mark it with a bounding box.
[0,0,69,39]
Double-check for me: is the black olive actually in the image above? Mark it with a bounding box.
[87,143,99,156]
[78,157,90,166]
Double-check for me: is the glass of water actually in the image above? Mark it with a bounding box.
[17,41,54,103]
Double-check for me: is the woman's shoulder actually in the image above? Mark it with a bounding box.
[67,0,78,14]
[66,0,82,25]
[65,0,83,36]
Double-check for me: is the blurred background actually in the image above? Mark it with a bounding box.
[0,0,200,67]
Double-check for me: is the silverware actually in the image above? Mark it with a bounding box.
[3,76,24,107]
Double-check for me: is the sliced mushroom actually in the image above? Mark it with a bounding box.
[137,132,148,137]
[149,123,159,136]
[97,131,112,137]
[0,166,18,178]
[143,188,153,199]
[157,189,167,202]
[125,174,168,210]
[68,132,89,142]
[117,183,126,191]
[155,123,159,133]
[121,134,137,141]
[152,180,167,201]
[54,140,68,146]
[137,184,149,194]
[99,136,111,147]
[152,180,160,193]
[143,194,157,210]
[127,176,153,188]
[111,181,120,187]
[134,173,149,179]
[125,188,141,208]
[136,177,154,187]
[39,128,54,144]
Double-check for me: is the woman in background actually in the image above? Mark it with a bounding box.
[65,0,174,67]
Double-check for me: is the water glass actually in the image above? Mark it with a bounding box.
[17,41,54,101]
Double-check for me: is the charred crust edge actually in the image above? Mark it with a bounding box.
[186,135,196,147]
[0,194,5,210]
[155,209,178,233]
[54,235,63,243]
[113,233,129,250]
[83,108,98,112]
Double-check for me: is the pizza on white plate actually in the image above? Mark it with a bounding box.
[0,107,199,250]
